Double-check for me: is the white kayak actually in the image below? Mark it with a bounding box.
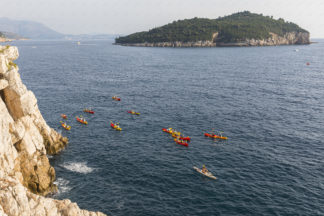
[193,166,217,180]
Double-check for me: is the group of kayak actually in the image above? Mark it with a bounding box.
[162,127,228,147]
[110,111,140,131]
[60,96,219,180]
[60,95,140,131]
[162,128,191,147]
[60,108,94,130]
[161,127,226,179]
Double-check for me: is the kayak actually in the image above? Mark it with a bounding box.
[172,131,181,137]
[110,122,122,131]
[162,128,173,134]
[127,110,140,115]
[84,109,94,114]
[60,121,71,130]
[61,114,67,119]
[112,96,121,101]
[204,133,228,140]
[193,166,217,180]
[173,138,188,147]
[76,117,88,125]
[179,136,191,142]
[172,133,178,138]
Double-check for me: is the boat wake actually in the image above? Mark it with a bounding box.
[61,162,95,174]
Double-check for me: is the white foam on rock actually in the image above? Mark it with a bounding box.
[54,177,72,194]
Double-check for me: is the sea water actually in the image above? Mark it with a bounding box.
[11,39,324,216]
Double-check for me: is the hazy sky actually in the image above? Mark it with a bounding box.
[0,0,323,37]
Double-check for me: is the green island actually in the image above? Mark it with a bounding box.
[115,11,310,47]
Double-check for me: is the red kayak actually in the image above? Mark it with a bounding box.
[112,96,121,101]
[76,117,88,125]
[179,136,191,142]
[174,138,188,147]
[84,109,94,114]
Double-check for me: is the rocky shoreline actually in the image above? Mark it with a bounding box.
[0,37,12,42]
[0,45,106,215]
[115,32,310,47]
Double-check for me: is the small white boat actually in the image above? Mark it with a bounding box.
[193,166,217,180]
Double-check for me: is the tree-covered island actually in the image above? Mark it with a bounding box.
[115,11,310,47]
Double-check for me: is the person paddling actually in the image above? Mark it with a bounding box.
[202,165,208,174]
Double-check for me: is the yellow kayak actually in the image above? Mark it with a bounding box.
[110,122,122,131]
[60,121,71,130]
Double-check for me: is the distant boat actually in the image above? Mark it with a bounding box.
[77,41,81,45]
[294,49,299,52]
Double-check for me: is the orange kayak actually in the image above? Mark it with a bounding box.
[76,117,88,125]
[61,114,67,119]
[83,109,94,114]
[162,128,173,134]
[204,133,228,140]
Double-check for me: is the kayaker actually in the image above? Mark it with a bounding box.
[202,165,208,174]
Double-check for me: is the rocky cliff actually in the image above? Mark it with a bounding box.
[116,31,310,47]
[0,45,106,216]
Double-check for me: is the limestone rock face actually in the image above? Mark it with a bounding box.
[0,45,106,215]
[243,32,310,46]
[0,177,106,216]
[0,79,8,90]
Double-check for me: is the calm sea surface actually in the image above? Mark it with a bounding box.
[9,39,324,216]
